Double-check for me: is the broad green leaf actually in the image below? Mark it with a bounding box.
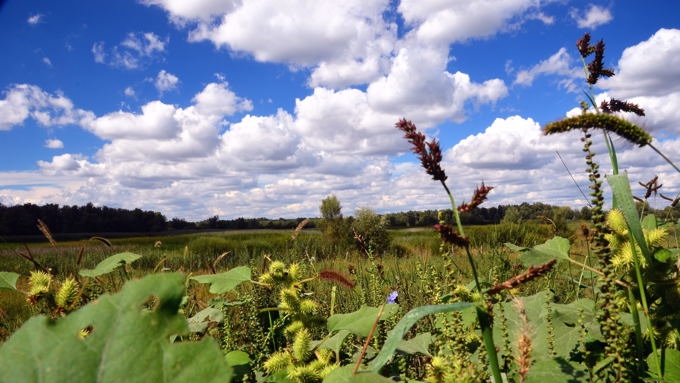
[641,214,658,231]
[524,357,588,382]
[0,271,19,290]
[79,252,141,278]
[495,292,601,361]
[509,236,570,267]
[0,273,232,383]
[654,248,675,263]
[368,302,473,372]
[190,266,251,294]
[327,304,399,338]
[647,349,680,382]
[396,332,433,355]
[323,365,394,383]
[187,306,224,333]
[317,329,351,354]
[226,350,251,380]
[225,350,251,366]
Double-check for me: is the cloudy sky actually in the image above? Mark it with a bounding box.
[1,1,680,221]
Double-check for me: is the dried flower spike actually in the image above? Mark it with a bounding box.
[587,40,615,85]
[433,223,469,248]
[486,259,557,295]
[459,182,494,212]
[577,33,595,58]
[601,98,645,116]
[396,118,447,182]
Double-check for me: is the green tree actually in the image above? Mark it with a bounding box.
[352,207,390,255]
[501,206,522,224]
[319,195,350,251]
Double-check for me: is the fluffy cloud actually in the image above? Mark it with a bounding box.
[0,84,94,130]
[570,4,613,29]
[155,70,179,93]
[27,14,44,25]
[140,0,240,22]
[599,29,680,136]
[44,139,64,149]
[367,45,508,124]
[193,82,253,116]
[601,29,680,99]
[513,48,580,90]
[398,0,541,44]
[92,32,168,69]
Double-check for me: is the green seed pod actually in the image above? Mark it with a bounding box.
[269,261,287,279]
[287,263,302,281]
[56,277,80,309]
[284,320,305,339]
[606,209,628,236]
[292,328,311,362]
[299,299,319,316]
[28,270,52,297]
[263,351,292,373]
[289,365,320,383]
[279,287,300,312]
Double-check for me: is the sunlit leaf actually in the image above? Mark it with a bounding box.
[647,349,680,381]
[327,304,399,338]
[368,302,473,372]
[509,236,571,267]
[317,329,351,354]
[190,266,251,294]
[396,332,433,355]
[323,365,394,383]
[187,307,224,333]
[79,252,141,278]
[524,357,588,382]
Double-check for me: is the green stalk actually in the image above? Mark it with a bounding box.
[628,236,660,375]
[441,179,501,383]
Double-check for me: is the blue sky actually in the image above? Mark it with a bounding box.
[1,1,680,220]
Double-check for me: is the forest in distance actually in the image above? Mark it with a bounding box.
[0,199,660,237]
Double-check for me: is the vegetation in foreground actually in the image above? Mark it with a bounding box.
[2,33,680,382]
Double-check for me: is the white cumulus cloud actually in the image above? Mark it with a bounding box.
[570,4,613,29]
[155,70,179,93]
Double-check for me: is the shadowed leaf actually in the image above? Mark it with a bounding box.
[0,273,232,383]
[0,271,19,291]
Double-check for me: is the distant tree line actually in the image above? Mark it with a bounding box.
[0,203,168,236]
[0,201,611,238]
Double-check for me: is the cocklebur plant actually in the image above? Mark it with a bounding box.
[543,32,680,381]
[258,260,351,382]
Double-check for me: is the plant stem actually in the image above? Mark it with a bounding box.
[354,303,385,375]
[441,179,502,383]
[649,143,680,174]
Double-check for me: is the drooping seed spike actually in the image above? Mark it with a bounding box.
[543,114,652,147]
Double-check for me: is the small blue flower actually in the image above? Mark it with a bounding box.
[387,290,399,304]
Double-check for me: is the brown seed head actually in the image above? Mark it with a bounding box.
[459,182,494,212]
[396,118,448,182]
[433,223,469,248]
[576,33,595,58]
[587,40,615,85]
[600,98,645,116]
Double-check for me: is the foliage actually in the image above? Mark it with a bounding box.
[0,273,233,383]
[318,195,351,251]
[351,208,390,254]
